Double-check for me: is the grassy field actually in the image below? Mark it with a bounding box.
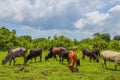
[0,50,120,80]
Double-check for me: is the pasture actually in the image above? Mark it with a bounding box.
[0,50,120,80]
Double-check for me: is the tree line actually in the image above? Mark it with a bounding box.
[0,26,120,51]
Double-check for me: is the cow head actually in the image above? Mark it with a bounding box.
[45,51,53,61]
[2,55,11,65]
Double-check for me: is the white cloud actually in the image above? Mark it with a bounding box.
[108,5,120,20]
[86,11,110,24]
[0,0,120,40]
[0,0,116,23]
[74,19,87,29]
[74,4,120,39]
[109,5,120,12]
[74,11,110,29]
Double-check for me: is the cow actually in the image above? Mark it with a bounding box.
[101,51,120,70]
[82,49,99,62]
[25,48,42,63]
[68,49,80,72]
[2,47,27,65]
[45,47,68,63]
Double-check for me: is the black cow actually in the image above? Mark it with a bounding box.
[25,48,42,63]
[82,49,99,62]
[91,49,101,58]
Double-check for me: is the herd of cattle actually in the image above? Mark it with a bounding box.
[1,47,120,72]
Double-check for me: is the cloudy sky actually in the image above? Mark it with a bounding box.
[0,0,120,40]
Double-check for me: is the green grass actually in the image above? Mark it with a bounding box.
[0,51,120,80]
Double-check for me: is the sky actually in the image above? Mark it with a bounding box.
[0,0,120,40]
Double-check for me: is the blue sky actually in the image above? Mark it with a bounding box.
[0,0,120,40]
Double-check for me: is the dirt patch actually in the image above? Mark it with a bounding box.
[41,70,52,76]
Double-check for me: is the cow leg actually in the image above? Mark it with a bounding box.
[89,57,92,62]
[53,55,57,61]
[75,61,79,72]
[102,60,104,68]
[61,57,64,63]
[13,58,15,65]
[102,59,107,69]
[9,59,12,66]
[67,58,69,63]
[40,55,42,62]
[59,56,62,62]
[82,54,85,60]
[69,66,74,72]
[114,62,118,70]
[104,60,107,69]
[115,64,117,70]
[34,57,36,62]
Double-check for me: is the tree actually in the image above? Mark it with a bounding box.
[93,33,111,42]
[55,35,73,49]
[101,33,111,42]
[17,35,32,49]
[79,38,94,50]
[73,38,79,45]
[93,38,108,50]
[113,35,120,42]
[1,26,120,52]
[93,32,101,39]
[53,34,57,40]
[108,40,120,50]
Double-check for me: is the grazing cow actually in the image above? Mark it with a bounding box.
[68,50,80,72]
[101,51,120,70]
[82,49,99,62]
[25,48,42,63]
[2,47,27,65]
[91,49,101,58]
[45,47,68,63]
[60,49,69,63]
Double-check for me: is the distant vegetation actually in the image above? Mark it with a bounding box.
[0,26,120,51]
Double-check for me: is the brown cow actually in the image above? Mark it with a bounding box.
[68,50,80,72]
[45,47,68,63]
